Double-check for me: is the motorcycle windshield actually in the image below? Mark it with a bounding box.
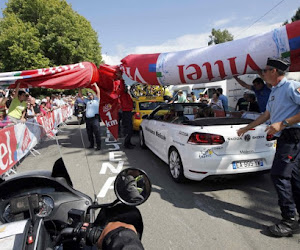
[0,120,94,225]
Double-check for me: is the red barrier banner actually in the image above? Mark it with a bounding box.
[0,126,18,175]
[0,106,73,176]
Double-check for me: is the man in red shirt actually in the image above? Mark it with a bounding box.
[119,78,135,149]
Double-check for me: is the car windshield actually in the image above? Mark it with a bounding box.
[149,103,211,122]
[148,103,253,126]
[139,102,165,110]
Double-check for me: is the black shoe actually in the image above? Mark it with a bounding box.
[268,218,300,237]
[87,145,94,149]
[95,146,101,151]
[124,144,135,149]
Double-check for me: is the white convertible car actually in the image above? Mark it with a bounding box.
[139,103,276,183]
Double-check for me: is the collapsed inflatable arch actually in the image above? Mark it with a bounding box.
[121,20,300,86]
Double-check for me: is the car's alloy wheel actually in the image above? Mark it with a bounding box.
[169,149,185,183]
[139,128,147,149]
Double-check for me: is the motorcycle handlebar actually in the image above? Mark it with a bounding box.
[53,227,74,246]
[53,223,103,247]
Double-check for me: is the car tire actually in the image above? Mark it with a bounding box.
[139,128,147,149]
[169,148,186,183]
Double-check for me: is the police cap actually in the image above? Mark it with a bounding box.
[266,57,290,71]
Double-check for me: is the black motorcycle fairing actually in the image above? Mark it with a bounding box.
[0,174,92,224]
[51,157,73,187]
[94,204,144,239]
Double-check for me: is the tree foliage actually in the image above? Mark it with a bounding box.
[291,7,300,22]
[283,7,300,25]
[208,28,234,46]
[0,0,102,72]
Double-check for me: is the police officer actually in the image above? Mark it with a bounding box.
[237,57,300,237]
[79,83,101,150]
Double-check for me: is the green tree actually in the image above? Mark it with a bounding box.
[283,7,300,25]
[291,7,300,22]
[0,0,102,72]
[208,28,234,46]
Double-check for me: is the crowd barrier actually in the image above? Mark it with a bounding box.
[0,105,73,177]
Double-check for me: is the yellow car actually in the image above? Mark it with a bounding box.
[132,96,165,131]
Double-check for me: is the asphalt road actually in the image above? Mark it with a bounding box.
[18,117,300,249]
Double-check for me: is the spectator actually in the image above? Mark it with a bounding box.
[163,87,173,103]
[177,90,188,103]
[7,82,28,123]
[216,88,228,111]
[0,109,12,128]
[246,93,260,113]
[209,92,223,109]
[53,94,62,107]
[5,89,15,109]
[51,94,58,108]
[40,102,47,116]
[190,92,197,102]
[236,91,249,111]
[59,94,66,106]
[30,97,40,115]
[234,76,271,112]
[0,89,8,110]
[26,102,35,119]
[198,93,204,102]
[45,96,52,110]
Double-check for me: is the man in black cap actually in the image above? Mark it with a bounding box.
[237,57,300,237]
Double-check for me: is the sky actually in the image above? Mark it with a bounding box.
[0,0,300,65]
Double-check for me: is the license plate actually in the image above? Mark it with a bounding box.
[232,159,263,169]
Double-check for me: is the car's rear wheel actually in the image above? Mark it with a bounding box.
[139,128,147,149]
[169,148,186,183]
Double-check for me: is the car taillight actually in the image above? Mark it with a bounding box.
[134,112,141,119]
[266,134,275,141]
[187,132,225,145]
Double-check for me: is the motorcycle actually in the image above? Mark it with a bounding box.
[0,122,151,250]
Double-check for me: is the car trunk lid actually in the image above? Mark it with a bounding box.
[190,118,274,156]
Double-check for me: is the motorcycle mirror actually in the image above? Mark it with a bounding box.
[114,168,151,206]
